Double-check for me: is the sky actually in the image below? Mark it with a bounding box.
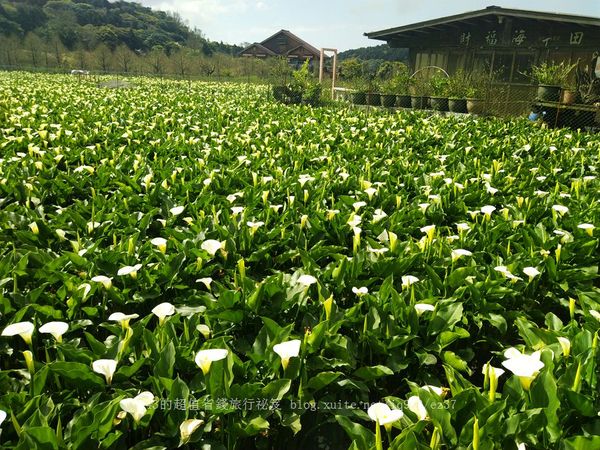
[136,0,600,51]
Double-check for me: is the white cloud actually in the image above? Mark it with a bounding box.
[146,0,268,23]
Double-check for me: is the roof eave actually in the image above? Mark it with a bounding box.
[365,6,600,40]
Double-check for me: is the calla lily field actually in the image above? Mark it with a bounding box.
[0,72,599,449]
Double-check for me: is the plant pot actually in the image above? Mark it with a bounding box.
[561,89,577,104]
[448,98,468,113]
[411,95,427,109]
[467,98,485,114]
[537,84,561,102]
[352,92,367,105]
[366,93,381,106]
[430,96,449,111]
[397,94,411,108]
[381,94,397,108]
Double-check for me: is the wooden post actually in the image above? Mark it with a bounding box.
[319,48,338,99]
[319,48,325,82]
[331,51,337,99]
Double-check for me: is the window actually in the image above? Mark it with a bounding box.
[512,53,535,83]
[473,52,493,75]
[492,52,513,82]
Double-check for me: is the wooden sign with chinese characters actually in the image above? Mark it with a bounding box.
[457,27,593,48]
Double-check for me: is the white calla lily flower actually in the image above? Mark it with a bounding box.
[353,201,367,211]
[422,385,445,396]
[577,223,594,236]
[481,205,496,218]
[367,402,403,430]
[414,303,435,316]
[552,204,569,216]
[407,396,428,421]
[352,286,368,296]
[180,418,204,443]
[196,277,213,289]
[201,239,224,256]
[170,206,184,216]
[0,409,6,426]
[246,221,264,234]
[39,321,69,342]
[372,209,387,223]
[456,223,470,233]
[92,359,117,384]
[29,222,39,235]
[523,267,540,281]
[117,264,142,278]
[195,349,228,375]
[120,391,154,423]
[91,275,113,289]
[231,206,245,216]
[273,339,301,370]
[2,321,35,345]
[482,362,505,401]
[501,348,545,390]
[152,302,175,325]
[451,249,472,262]
[108,312,139,328]
[297,274,317,287]
[420,225,435,240]
[151,237,168,253]
[197,324,211,339]
[402,275,419,289]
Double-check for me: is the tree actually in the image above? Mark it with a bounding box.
[50,36,66,68]
[23,33,44,68]
[114,44,134,73]
[94,43,112,73]
[0,35,21,67]
[148,47,166,75]
[339,58,363,80]
[170,47,192,78]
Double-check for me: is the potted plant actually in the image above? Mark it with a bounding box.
[410,75,430,109]
[575,62,600,105]
[526,61,577,102]
[446,70,470,113]
[465,71,490,114]
[561,81,578,104]
[429,73,450,111]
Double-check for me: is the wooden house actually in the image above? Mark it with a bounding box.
[365,6,600,117]
[239,30,320,68]
[365,6,599,81]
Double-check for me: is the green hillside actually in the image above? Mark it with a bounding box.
[0,0,241,55]
[339,44,408,62]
